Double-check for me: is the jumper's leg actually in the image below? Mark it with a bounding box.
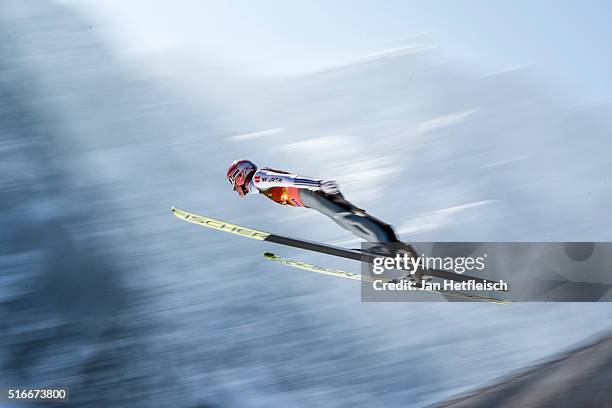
[299,190,400,245]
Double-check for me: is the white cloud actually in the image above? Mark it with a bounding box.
[228,128,286,141]
[279,135,344,152]
[475,64,531,79]
[414,109,477,135]
[309,43,435,75]
[279,135,403,201]
[482,154,532,168]
[398,200,495,236]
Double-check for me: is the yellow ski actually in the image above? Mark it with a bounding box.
[264,253,512,304]
[172,206,508,290]
[171,206,270,240]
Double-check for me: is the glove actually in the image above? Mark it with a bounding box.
[320,180,340,195]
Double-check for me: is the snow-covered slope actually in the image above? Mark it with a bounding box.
[436,330,612,407]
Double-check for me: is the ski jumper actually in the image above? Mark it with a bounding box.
[249,168,399,244]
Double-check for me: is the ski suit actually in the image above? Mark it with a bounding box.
[249,168,399,245]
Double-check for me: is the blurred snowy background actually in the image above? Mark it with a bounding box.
[1,1,611,407]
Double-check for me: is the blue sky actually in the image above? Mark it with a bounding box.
[65,0,611,102]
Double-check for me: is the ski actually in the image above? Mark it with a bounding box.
[171,207,505,288]
[264,252,362,281]
[263,253,511,304]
